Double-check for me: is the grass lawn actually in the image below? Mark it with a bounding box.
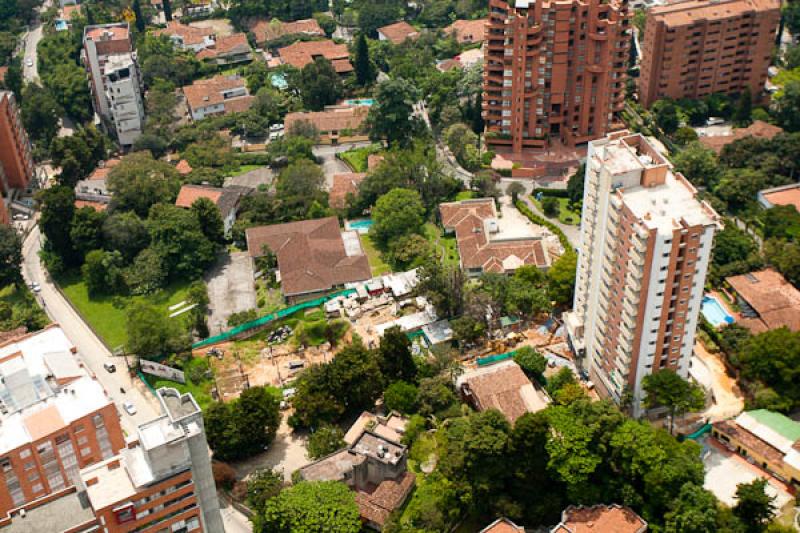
[56,271,193,350]
[0,283,30,307]
[255,279,285,314]
[455,190,476,201]
[424,223,460,267]
[359,233,391,276]
[143,358,214,410]
[531,196,581,225]
[230,164,264,176]
[339,144,382,172]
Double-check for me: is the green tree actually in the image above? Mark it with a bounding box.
[205,386,281,461]
[70,206,107,261]
[513,346,547,380]
[37,185,77,267]
[732,89,752,127]
[357,0,399,37]
[444,123,480,171]
[246,469,283,512]
[541,196,560,217]
[50,126,109,188]
[417,376,458,416]
[384,380,419,414]
[354,32,375,86]
[256,481,361,533]
[146,204,216,280]
[547,251,577,305]
[663,482,721,533]
[190,197,225,244]
[81,249,126,295]
[370,188,425,248]
[738,327,800,409]
[103,212,149,261]
[20,85,61,146]
[132,0,145,32]
[642,369,706,434]
[377,325,417,383]
[307,425,346,459]
[712,225,758,269]
[0,225,22,287]
[764,238,800,287]
[450,315,485,346]
[567,163,586,204]
[274,159,328,221]
[125,247,167,295]
[653,99,680,134]
[366,77,422,147]
[107,152,181,217]
[672,142,720,188]
[507,182,526,203]
[295,57,342,111]
[773,80,800,132]
[733,478,776,533]
[126,302,188,359]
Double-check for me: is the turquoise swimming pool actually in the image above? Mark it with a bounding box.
[270,73,288,90]
[701,295,735,328]
[346,219,373,234]
[55,19,68,31]
[344,98,375,107]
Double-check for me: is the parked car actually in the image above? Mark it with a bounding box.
[30,282,41,293]
[103,362,116,373]
[123,401,137,416]
[25,58,33,67]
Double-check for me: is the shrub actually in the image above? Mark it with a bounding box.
[212,461,236,490]
[384,381,419,414]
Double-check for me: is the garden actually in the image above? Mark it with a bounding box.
[338,144,383,172]
[530,193,581,225]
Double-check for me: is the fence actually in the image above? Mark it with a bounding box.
[476,350,517,366]
[192,288,357,349]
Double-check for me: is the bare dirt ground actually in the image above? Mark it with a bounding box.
[694,341,744,422]
[189,18,234,37]
[232,412,311,482]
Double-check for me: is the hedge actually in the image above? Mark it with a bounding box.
[236,152,272,166]
[515,200,573,252]
[532,188,570,198]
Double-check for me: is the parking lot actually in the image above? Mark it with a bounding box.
[205,252,257,334]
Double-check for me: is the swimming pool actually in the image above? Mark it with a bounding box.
[701,295,735,328]
[345,218,373,234]
[55,19,68,31]
[344,98,375,107]
[270,73,288,90]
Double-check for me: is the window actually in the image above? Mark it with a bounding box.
[19,449,31,459]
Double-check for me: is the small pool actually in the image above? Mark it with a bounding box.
[701,295,735,328]
[345,218,373,234]
[55,19,68,31]
[270,73,288,90]
[344,98,374,107]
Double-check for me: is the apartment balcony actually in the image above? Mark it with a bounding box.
[589,31,609,41]
[629,247,645,268]
[586,63,604,73]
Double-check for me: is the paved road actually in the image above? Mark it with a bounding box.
[21,225,158,436]
[313,142,371,189]
[21,0,50,83]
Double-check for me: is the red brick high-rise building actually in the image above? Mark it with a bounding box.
[483,0,631,155]
[0,91,35,194]
[638,0,780,108]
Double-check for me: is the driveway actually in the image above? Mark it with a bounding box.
[512,183,581,248]
[313,142,371,189]
[205,252,257,334]
[231,414,311,482]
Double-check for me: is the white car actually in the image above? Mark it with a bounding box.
[25,59,33,67]
[30,282,41,293]
[123,401,137,416]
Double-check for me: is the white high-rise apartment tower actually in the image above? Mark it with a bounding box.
[564,132,720,416]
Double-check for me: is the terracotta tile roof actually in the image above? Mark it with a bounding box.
[196,33,251,60]
[284,106,368,135]
[176,159,193,175]
[182,75,253,115]
[553,505,647,533]
[175,184,223,207]
[62,3,81,19]
[367,154,384,170]
[84,24,129,42]
[277,39,353,72]
[377,21,420,44]
[74,199,109,211]
[761,185,800,212]
[250,18,324,44]
[726,269,800,332]
[245,216,371,297]
[714,419,785,465]
[444,19,487,43]
[355,472,415,527]
[457,360,549,422]
[153,20,214,46]
[651,0,779,27]
[700,120,784,154]
[480,518,525,533]
[86,158,122,182]
[330,172,367,209]
[440,198,550,273]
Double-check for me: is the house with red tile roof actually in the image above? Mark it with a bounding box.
[457,360,550,423]
[153,20,215,51]
[699,120,783,154]
[182,75,254,121]
[551,505,647,533]
[74,158,121,210]
[330,172,367,209]
[377,21,420,44]
[440,198,551,277]
[277,39,353,73]
[245,216,371,302]
[175,184,247,236]
[284,106,369,144]
[725,269,800,333]
[480,518,525,533]
[250,18,324,46]
[196,33,253,65]
[758,182,800,212]
[175,159,193,175]
[444,19,487,43]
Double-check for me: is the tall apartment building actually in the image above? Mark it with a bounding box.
[0,328,223,533]
[0,326,126,515]
[483,0,631,154]
[638,0,780,108]
[564,133,720,415]
[82,23,145,147]
[0,91,35,194]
